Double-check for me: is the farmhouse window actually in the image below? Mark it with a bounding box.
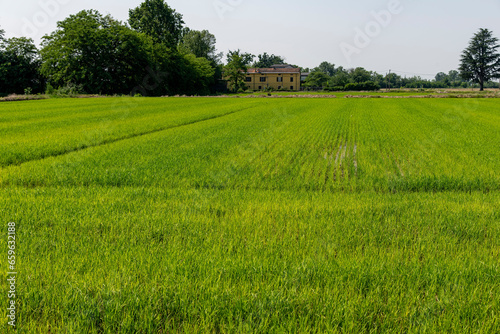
[245,77,252,82]
[277,77,283,82]
[290,77,294,82]
[260,77,266,82]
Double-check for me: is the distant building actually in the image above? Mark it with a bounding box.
[238,64,301,91]
[300,72,310,83]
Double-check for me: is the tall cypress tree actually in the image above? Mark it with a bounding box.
[459,28,500,91]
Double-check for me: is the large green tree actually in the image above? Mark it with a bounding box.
[459,28,500,91]
[0,36,43,95]
[40,10,158,95]
[349,67,373,84]
[224,50,254,92]
[129,0,184,48]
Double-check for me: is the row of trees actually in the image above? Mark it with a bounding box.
[0,30,44,95]
[301,65,488,91]
[0,0,224,96]
[301,29,500,92]
[1,4,499,95]
[224,29,500,92]
[0,0,301,96]
[302,67,499,92]
[302,65,382,91]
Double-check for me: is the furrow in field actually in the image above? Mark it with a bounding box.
[321,103,346,187]
[301,109,329,189]
[279,101,345,191]
[323,111,345,188]
[205,101,310,190]
[236,101,314,190]
[1,98,499,192]
[2,104,258,169]
[351,105,361,181]
[0,98,262,168]
[331,106,350,186]
[343,108,357,185]
[367,101,409,189]
[0,100,305,188]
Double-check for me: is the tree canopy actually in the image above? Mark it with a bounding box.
[0,36,43,95]
[40,10,156,95]
[1,10,499,96]
[459,28,500,91]
[349,67,373,83]
[128,0,184,48]
[225,50,254,92]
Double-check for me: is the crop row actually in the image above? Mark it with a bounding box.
[2,98,498,192]
[0,97,260,167]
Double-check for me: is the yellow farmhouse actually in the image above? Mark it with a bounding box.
[238,64,301,91]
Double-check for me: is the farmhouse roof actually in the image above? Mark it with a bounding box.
[247,67,301,74]
[270,64,294,68]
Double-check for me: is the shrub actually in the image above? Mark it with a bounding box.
[45,84,55,95]
[344,81,380,91]
[322,86,344,92]
[53,83,84,97]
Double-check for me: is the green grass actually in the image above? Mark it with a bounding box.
[0,97,499,333]
[2,98,498,191]
[0,97,260,167]
[233,88,500,98]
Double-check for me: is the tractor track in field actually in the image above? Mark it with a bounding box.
[1,106,258,169]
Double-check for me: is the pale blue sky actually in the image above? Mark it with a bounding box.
[1,0,499,79]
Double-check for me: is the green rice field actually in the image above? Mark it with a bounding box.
[1,97,499,333]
